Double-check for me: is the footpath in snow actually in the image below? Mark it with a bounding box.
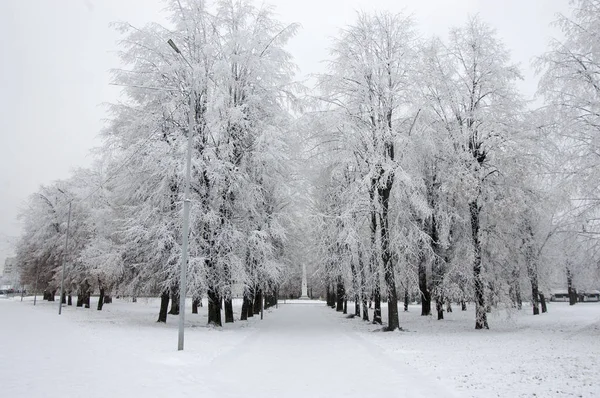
[0,298,454,398]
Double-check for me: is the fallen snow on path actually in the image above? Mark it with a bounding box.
[1,298,599,397]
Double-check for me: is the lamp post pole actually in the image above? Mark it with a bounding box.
[168,38,194,351]
[58,201,72,315]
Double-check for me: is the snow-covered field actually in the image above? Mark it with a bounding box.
[1,297,599,397]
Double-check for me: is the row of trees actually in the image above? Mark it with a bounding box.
[15,0,600,330]
[16,0,300,325]
[307,0,600,330]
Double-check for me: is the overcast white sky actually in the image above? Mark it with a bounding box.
[0,0,569,267]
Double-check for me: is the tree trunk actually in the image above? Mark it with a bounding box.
[567,267,577,306]
[157,290,169,323]
[207,289,222,326]
[61,291,66,304]
[539,293,547,313]
[373,289,382,325]
[224,295,234,323]
[419,256,431,316]
[461,300,467,311]
[529,276,540,315]
[97,287,105,311]
[49,290,56,302]
[104,295,112,304]
[168,289,180,315]
[192,297,200,314]
[404,288,409,312]
[343,299,348,315]
[446,301,452,313]
[362,295,369,321]
[379,175,399,331]
[76,294,83,307]
[240,295,249,321]
[336,278,344,312]
[354,296,360,317]
[369,180,382,325]
[67,293,72,306]
[253,289,262,315]
[470,201,488,329]
[436,298,444,320]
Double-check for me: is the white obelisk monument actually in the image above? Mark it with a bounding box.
[300,264,310,299]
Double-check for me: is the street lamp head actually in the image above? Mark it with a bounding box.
[167,39,181,54]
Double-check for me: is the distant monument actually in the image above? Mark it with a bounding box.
[300,264,310,299]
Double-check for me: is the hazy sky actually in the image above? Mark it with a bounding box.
[0,0,569,267]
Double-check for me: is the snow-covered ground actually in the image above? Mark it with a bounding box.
[1,297,599,397]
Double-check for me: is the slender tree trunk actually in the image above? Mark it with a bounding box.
[224,296,234,323]
[539,293,547,313]
[419,252,431,316]
[253,289,262,315]
[61,291,66,304]
[461,301,467,311]
[240,295,249,321]
[97,286,105,311]
[470,201,488,329]
[354,296,360,317]
[104,295,112,304]
[380,185,399,331]
[567,267,577,306]
[369,180,382,325]
[404,288,409,312]
[446,301,452,313]
[168,290,180,315]
[157,290,169,323]
[207,289,222,326]
[336,278,344,312]
[67,293,72,306]
[192,297,199,314]
[436,298,444,320]
[343,299,348,314]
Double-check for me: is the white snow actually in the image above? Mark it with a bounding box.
[1,298,599,397]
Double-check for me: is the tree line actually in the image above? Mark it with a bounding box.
[15,0,600,329]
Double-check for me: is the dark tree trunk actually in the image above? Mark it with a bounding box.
[97,278,105,311]
[446,301,452,313]
[470,201,488,329]
[336,278,344,312]
[207,289,222,326]
[253,289,262,315]
[419,253,431,316]
[373,290,382,325]
[104,295,112,304]
[61,291,66,304]
[192,297,200,314]
[461,300,467,311]
[369,180,382,325]
[343,299,348,315]
[67,293,72,306]
[168,290,180,315]
[97,287,105,311]
[240,295,249,321]
[530,277,540,315]
[49,290,56,302]
[224,295,234,323]
[539,293,547,313]
[157,290,169,323]
[567,267,577,306]
[84,293,90,308]
[404,288,409,312]
[76,294,83,307]
[436,298,444,320]
[354,296,360,317]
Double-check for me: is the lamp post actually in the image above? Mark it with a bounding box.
[168,38,194,351]
[58,199,72,315]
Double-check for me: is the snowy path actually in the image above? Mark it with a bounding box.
[209,303,456,398]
